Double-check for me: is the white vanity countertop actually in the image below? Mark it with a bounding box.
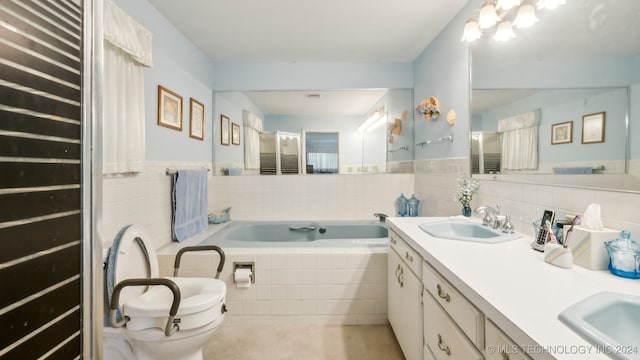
[387,216,640,360]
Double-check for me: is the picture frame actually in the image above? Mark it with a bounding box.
[582,112,605,144]
[220,115,230,145]
[157,85,182,131]
[189,98,204,140]
[232,122,240,145]
[551,121,573,145]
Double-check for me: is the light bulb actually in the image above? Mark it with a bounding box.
[513,4,538,28]
[461,18,482,42]
[479,2,500,29]
[493,21,516,41]
[496,0,521,11]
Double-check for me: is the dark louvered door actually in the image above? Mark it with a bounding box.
[0,1,83,359]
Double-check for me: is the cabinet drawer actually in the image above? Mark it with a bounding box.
[485,319,532,360]
[423,262,484,348]
[424,293,483,360]
[389,229,421,277]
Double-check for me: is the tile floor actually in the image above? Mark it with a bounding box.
[203,325,404,360]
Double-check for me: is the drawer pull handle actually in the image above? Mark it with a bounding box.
[500,350,510,360]
[395,264,401,278]
[398,267,404,287]
[436,284,451,302]
[437,334,451,356]
[404,251,413,262]
[390,237,397,244]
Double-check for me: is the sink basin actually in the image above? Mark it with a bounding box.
[418,220,521,243]
[559,292,640,360]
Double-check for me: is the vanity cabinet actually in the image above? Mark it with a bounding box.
[388,229,423,360]
[388,227,534,360]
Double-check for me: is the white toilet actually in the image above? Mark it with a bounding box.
[103,225,226,360]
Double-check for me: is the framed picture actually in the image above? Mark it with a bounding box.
[582,112,605,144]
[551,121,573,145]
[189,98,204,140]
[232,123,240,145]
[220,115,230,145]
[157,85,182,130]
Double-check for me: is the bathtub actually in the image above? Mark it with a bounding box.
[199,220,388,247]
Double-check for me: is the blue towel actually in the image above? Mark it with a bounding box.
[172,169,208,241]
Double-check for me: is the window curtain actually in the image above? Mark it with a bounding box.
[497,110,539,171]
[306,145,338,173]
[243,110,263,170]
[103,0,153,174]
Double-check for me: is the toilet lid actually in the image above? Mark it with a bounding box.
[106,225,160,309]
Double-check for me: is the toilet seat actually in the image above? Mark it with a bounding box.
[106,225,226,332]
[124,277,226,331]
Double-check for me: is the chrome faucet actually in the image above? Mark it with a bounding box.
[474,205,500,228]
[373,213,388,222]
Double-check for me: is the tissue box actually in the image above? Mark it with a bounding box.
[567,225,618,270]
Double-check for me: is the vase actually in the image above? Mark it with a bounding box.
[461,205,472,217]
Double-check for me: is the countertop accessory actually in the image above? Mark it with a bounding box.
[604,230,640,279]
[544,243,573,268]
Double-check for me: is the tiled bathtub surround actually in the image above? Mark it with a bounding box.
[415,158,640,237]
[102,161,212,249]
[158,247,388,327]
[209,174,414,221]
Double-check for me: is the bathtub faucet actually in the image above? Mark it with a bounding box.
[373,213,388,222]
[289,225,316,231]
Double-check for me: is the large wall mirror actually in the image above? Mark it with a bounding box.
[216,89,414,174]
[470,0,640,191]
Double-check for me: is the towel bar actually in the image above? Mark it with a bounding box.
[165,168,210,175]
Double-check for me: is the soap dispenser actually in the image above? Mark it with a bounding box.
[395,193,408,217]
[407,194,420,217]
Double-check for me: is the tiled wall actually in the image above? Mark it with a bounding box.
[414,158,640,238]
[102,161,212,250]
[209,174,415,221]
[157,248,388,327]
[103,168,414,250]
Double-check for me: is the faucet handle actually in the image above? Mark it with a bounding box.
[373,213,388,222]
[502,214,515,234]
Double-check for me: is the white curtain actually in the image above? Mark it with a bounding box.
[103,0,153,174]
[243,111,263,169]
[498,111,539,171]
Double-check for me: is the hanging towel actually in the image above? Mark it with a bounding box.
[171,169,208,241]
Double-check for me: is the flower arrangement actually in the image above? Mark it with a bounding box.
[453,174,481,208]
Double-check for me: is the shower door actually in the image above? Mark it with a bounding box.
[0,1,99,358]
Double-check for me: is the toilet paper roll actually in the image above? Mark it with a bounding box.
[234,268,252,288]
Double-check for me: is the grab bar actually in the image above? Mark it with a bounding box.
[289,225,316,231]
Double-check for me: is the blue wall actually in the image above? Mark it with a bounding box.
[112,0,214,162]
[412,1,474,160]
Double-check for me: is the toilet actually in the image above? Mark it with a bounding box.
[103,225,226,360]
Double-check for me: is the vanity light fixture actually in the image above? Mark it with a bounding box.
[496,0,521,11]
[513,2,538,28]
[461,0,562,42]
[493,20,516,41]
[358,108,386,132]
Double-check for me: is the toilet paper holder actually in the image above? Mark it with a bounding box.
[233,262,255,283]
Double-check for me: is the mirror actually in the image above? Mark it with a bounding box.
[470,0,639,190]
[214,89,414,174]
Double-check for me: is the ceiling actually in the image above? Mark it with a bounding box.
[147,0,469,62]
[241,89,389,116]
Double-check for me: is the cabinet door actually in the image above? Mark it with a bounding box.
[388,249,423,360]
